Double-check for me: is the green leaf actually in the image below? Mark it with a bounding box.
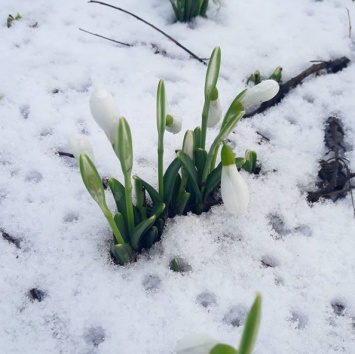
[236,157,246,167]
[242,150,257,173]
[169,258,181,272]
[114,213,129,243]
[194,126,201,150]
[115,117,133,174]
[133,176,162,206]
[169,0,179,18]
[177,151,202,202]
[150,202,166,219]
[134,176,147,221]
[108,178,128,222]
[203,162,222,202]
[155,218,165,236]
[204,47,221,101]
[238,294,262,354]
[111,243,132,265]
[130,215,156,250]
[156,80,166,135]
[163,157,182,205]
[194,148,207,183]
[143,226,159,249]
[176,191,191,215]
[210,344,238,354]
[200,0,209,16]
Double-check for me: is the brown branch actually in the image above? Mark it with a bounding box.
[79,27,132,47]
[244,56,350,118]
[88,1,207,65]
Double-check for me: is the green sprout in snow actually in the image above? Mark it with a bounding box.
[7,13,22,28]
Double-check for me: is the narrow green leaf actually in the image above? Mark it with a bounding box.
[177,151,202,202]
[176,191,191,215]
[238,294,262,354]
[242,150,257,173]
[150,202,166,219]
[133,175,162,206]
[108,178,128,222]
[236,157,246,167]
[169,0,179,18]
[111,243,132,265]
[200,0,209,16]
[194,126,201,150]
[143,226,159,249]
[163,157,182,205]
[131,215,156,250]
[210,344,238,354]
[114,213,129,243]
[204,47,221,100]
[155,218,165,236]
[203,162,222,202]
[194,148,207,183]
[134,176,147,221]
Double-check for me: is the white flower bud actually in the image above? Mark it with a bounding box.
[240,80,279,109]
[165,114,182,134]
[68,134,95,162]
[89,87,120,144]
[207,99,222,127]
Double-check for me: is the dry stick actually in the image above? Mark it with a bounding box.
[79,28,132,47]
[88,1,207,66]
[244,56,350,118]
[346,8,352,39]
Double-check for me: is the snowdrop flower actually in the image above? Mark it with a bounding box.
[221,145,249,215]
[182,130,194,159]
[240,80,279,109]
[207,99,222,127]
[68,133,95,162]
[165,114,182,134]
[176,333,218,354]
[213,0,229,7]
[89,87,120,144]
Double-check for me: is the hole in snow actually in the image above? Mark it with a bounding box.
[142,274,161,292]
[196,291,217,308]
[261,255,279,268]
[28,288,47,302]
[268,214,291,238]
[20,104,30,119]
[84,326,106,347]
[222,304,248,328]
[25,170,43,183]
[63,212,79,223]
[289,311,308,329]
[331,300,346,316]
[294,224,312,237]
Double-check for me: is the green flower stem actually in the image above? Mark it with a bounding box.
[123,172,135,235]
[200,101,210,150]
[158,133,164,198]
[103,207,125,245]
[200,139,218,193]
[210,142,221,171]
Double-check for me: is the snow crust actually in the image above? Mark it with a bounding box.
[1,0,355,353]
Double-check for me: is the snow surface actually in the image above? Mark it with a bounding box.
[1,0,355,353]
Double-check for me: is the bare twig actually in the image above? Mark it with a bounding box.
[57,151,74,158]
[346,8,352,39]
[79,27,132,47]
[88,1,207,65]
[244,57,350,118]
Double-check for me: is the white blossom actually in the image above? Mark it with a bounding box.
[240,80,279,109]
[68,133,95,162]
[207,99,222,127]
[165,114,182,134]
[89,87,120,144]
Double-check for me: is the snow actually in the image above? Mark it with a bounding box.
[1,0,355,353]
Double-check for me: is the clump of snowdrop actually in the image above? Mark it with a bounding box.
[169,0,227,23]
[70,47,279,264]
[177,294,262,354]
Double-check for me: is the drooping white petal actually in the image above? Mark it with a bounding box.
[221,165,249,215]
[68,133,95,162]
[240,80,279,109]
[89,87,120,144]
[176,333,218,354]
[166,115,182,134]
[207,99,222,127]
[183,130,194,160]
